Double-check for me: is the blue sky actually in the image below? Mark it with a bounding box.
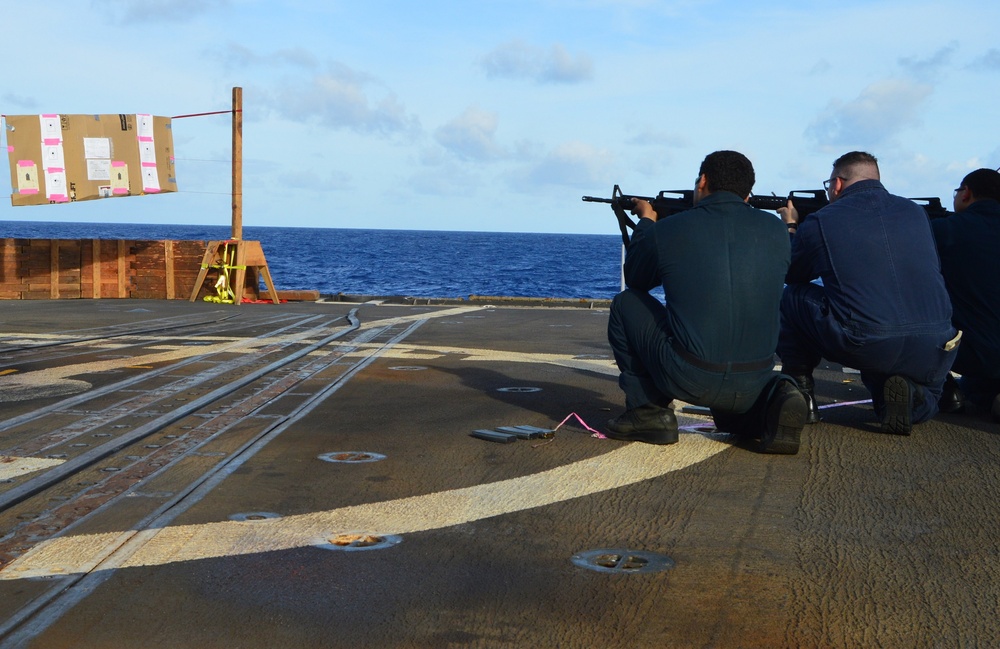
[2,0,998,234]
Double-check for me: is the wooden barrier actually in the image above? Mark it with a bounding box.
[0,238,254,300]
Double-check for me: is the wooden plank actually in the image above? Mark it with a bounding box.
[92,239,101,299]
[117,240,127,298]
[50,240,59,299]
[259,289,319,302]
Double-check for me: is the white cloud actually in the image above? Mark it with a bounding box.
[99,0,230,23]
[521,141,616,188]
[624,126,689,148]
[968,48,1000,71]
[217,43,318,70]
[276,169,353,191]
[1,92,38,110]
[806,79,933,147]
[434,106,505,161]
[898,43,958,78]
[480,40,593,84]
[265,63,421,137]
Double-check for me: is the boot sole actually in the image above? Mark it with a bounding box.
[881,375,912,435]
[604,428,679,445]
[761,392,807,455]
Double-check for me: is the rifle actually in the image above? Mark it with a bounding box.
[582,185,829,245]
[909,197,952,219]
[581,185,697,245]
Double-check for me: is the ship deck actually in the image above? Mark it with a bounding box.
[0,299,996,648]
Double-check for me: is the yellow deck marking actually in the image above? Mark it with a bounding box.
[1,436,727,579]
[0,369,18,376]
[0,456,65,481]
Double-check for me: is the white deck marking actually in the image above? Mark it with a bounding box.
[0,307,490,403]
[1,436,728,579]
[374,342,620,375]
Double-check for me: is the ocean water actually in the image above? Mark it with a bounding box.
[0,222,624,300]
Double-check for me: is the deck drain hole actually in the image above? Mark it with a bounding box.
[317,533,402,552]
[389,366,428,371]
[571,549,675,574]
[230,512,282,522]
[497,387,542,393]
[318,452,387,464]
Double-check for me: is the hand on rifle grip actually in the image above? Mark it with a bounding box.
[777,199,799,227]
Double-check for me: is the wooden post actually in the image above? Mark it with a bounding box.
[188,87,280,305]
[232,86,243,241]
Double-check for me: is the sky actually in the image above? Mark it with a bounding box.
[1,0,998,235]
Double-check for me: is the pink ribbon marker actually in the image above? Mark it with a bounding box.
[554,412,607,439]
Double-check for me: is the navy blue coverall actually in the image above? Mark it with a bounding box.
[778,179,957,423]
[931,198,1000,408]
[607,191,790,433]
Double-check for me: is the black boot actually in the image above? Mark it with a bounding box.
[607,402,679,445]
[938,373,966,414]
[881,375,913,435]
[760,378,808,454]
[789,373,821,424]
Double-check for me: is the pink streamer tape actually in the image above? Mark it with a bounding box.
[555,412,607,439]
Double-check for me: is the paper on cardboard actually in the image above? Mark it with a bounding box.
[3,113,177,206]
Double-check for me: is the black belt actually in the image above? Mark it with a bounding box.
[671,339,774,373]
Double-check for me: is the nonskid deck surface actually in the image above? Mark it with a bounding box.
[0,299,996,648]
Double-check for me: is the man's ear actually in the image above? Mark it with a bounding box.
[696,174,709,193]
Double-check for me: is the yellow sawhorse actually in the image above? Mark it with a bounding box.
[188,240,279,305]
